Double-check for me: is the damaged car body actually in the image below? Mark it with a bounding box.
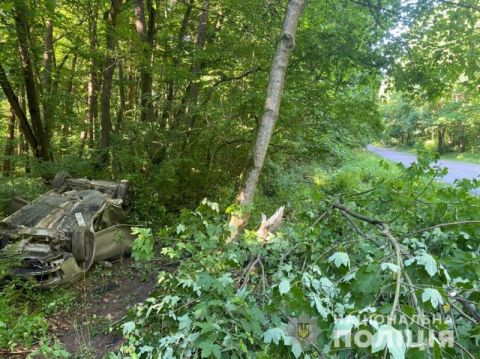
[0,173,136,287]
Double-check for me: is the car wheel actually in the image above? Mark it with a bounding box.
[72,227,95,271]
[115,180,131,208]
[52,171,71,190]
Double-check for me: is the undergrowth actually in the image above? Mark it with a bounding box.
[1,150,480,358]
[114,150,480,358]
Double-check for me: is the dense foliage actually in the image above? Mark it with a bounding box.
[0,0,394,215]
[382,0,480,155]
[1,0,480,357]
[118,152,480,358]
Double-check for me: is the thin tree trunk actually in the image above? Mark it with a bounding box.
[229,0,306,236]
[161,0,193,128]
[459,124,465,152]
[437,126,446,154]
[14,0,53,161]
[186,0,209,132]
[135,0,156,123]
[116,60,126,131]
[80,3,99,155]
[99,0,122,166]
[61,54,78,150]
[42,14,55,141]
[3,108,16,176]
[18,91,30,173]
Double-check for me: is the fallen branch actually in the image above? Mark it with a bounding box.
[332,203,406,322]
[452,293,480,323]
[448,298,478,325]
[332,203,384,226]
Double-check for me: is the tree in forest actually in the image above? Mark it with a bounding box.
[229,0,306,236]
[0,0,397,207]
[99,0,123,166]
[0,0,54,161]
[135,0,156,123]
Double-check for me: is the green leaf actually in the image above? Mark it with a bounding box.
[333,315,359,339]
[263,327,285,345]
[328,252,350,268]
[422,288,444,309]
[0,1,13,11]
[313,295,329,318]
[176,224,186,234]
[291,338,303,358]
[416,253,438,277]
[371,324,406,359]
[381,262,400,273]
[122,321,136,335]
[319,277,336,297]
[279,279,291,295]
[199,341,221,359]
[178,314,191,331]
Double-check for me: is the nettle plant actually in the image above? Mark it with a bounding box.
[116,157,480,358]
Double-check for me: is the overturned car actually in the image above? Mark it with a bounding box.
[0,173,135,287]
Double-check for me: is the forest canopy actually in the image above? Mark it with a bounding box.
[0,0,393,212]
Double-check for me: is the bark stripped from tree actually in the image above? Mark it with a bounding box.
[14,0,53,161]
[229,0,306,238]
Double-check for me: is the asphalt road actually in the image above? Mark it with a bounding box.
[367,145,480,185]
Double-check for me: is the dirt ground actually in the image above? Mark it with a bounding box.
[51,258,156,358]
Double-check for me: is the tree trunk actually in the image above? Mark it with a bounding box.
[0,63,39,157]
[459,124,465,152]
[161,0,193,129]
[186,0,209,132]
[42,13,56,141]
[437,126,446,154]
[116,60,126,130]
[14,0,53,161]
[135,0,155,123]
[80,4,99,155]
[3,108,16,177]
[61,54,78,150]
[99,0,122,166]
[229,0,306,236]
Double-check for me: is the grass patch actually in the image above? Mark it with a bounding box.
[374,144,480,164]
[440,151,480,164]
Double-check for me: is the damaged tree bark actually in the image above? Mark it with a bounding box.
[229,0,306,237]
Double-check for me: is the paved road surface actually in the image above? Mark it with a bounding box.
[367,145,480,185]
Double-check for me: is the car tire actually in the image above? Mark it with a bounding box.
[115,180,130,208]
[52,171,71,190]
[72,227,95,271]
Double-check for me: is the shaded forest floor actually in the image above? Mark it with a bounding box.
[53,258,155,358]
